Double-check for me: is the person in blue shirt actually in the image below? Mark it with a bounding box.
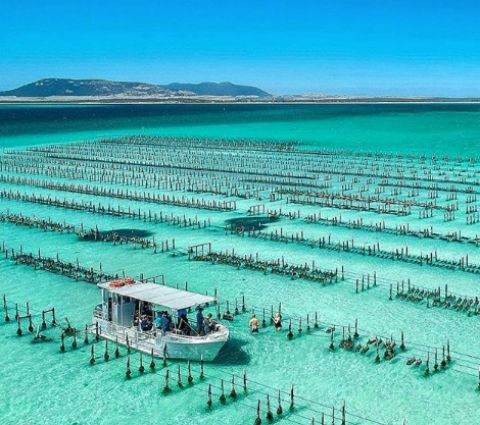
[196,307,204,335]
[140,316,149,331]
[159,312,170,333]
[177,308,188,327]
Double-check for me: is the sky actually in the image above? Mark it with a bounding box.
[0,0,479,96]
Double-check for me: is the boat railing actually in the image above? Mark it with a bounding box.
[95,318,154,344]
[95,316,225,343]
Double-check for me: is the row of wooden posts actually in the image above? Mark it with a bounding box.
[0,189,212,228]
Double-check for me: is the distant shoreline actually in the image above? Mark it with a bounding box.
[1,97,480,105]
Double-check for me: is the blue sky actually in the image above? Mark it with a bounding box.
[0,0,479,96]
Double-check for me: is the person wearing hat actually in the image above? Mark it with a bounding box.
[203,313,213,335]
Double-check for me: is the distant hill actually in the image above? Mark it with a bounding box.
[0,79,171,97]
[164,82,269,97]
[0,78,270,98]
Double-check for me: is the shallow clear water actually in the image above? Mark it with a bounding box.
[0,104,480,425]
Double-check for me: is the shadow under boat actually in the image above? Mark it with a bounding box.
[212,337,251,366]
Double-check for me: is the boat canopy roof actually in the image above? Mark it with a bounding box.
[98,281,215,310]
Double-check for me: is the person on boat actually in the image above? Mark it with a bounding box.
[160,311,170,333]
[166,312,174,330]
[145,318,153,331]
[140,315,153,331]
[177,308,188,328]
[249,314,259,333]
[203,313,214,335]
[140,315,149,331]
[273,313,282,331]
[196,307,204,334]
[178,313,191,335]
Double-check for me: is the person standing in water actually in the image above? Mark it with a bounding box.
[273,313,282,331]
[249,314,259,333]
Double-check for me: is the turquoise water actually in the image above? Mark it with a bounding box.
[2,103,480,155]
[1,104,480,425]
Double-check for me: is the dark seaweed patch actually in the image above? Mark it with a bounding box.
[79,228,153,241]
[225,216,278,231]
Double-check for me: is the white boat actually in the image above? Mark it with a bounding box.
[92,278,229,361]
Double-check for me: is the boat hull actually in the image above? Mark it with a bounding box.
[92,317,228,361]
[163,331,228,361]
